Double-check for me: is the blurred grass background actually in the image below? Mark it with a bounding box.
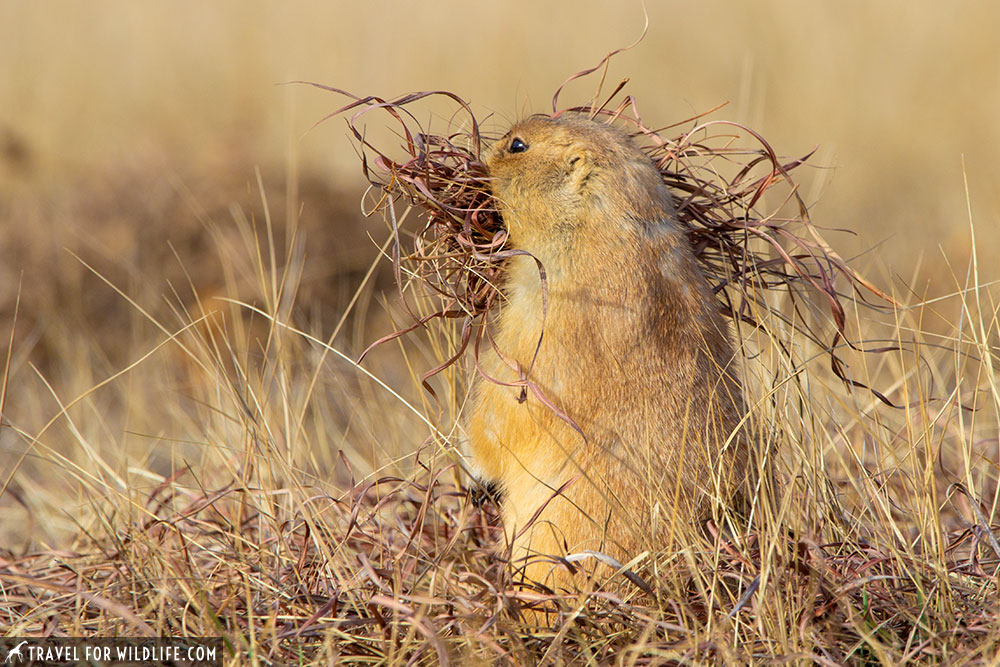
[1,1,998,546]
[4,2,998,292]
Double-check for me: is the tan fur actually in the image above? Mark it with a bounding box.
[467,115,751,590]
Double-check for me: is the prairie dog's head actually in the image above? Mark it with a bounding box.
[485,115,675,248]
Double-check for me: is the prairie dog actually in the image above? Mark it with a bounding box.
[467,115,751,589]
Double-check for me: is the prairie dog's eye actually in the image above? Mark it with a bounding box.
[509,137,528,153]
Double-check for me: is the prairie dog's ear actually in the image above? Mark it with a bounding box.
[565,143,594,193]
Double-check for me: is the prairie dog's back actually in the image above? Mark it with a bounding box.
[467,114,751,587]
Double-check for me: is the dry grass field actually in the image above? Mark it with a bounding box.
[1,3,999,664]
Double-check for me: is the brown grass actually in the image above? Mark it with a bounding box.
[2,7,1000,665]
[2,93,999,667]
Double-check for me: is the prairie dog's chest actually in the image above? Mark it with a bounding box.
[497,253,658,361]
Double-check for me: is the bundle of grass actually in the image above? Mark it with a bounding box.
[304,55,893,401]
